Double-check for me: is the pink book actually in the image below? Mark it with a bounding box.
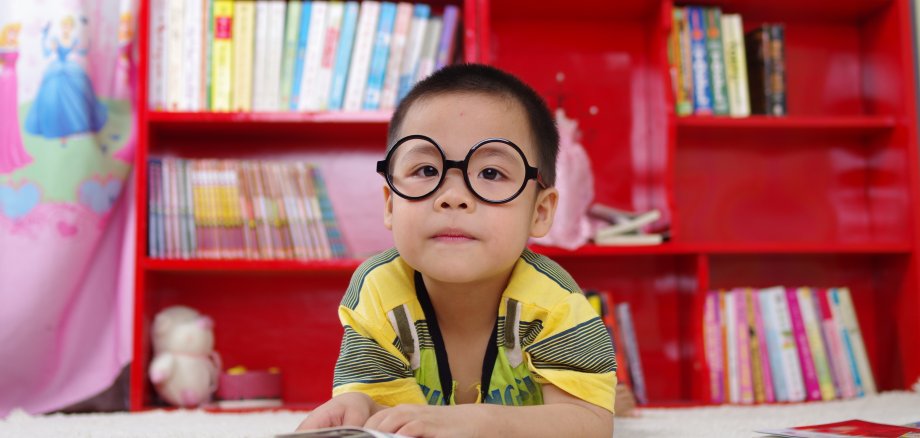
[751,290,775,403]
[735,289,755,404]
[786,287,821,401]
[704,291,724,403]
[817,288,856,399]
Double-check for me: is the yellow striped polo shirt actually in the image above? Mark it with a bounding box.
[331,248,617,413]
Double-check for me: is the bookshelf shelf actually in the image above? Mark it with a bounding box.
[132,0,920,410]
[141,257,363,273]
[675,115,898,137]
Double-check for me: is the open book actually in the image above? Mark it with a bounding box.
[277,426,409,438]
[756,419,920,437]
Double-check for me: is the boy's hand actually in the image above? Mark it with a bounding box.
[364,404,484,438]
[295,392,379,431]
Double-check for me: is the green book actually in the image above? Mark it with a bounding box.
[704,7,730,115]
[279,0,303,110]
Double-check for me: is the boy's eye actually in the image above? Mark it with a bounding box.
[479,167,504,181]
[413,165,440,178]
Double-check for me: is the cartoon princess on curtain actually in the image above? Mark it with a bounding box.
[24,15,108,146]
[112,10,136,162]
[0,22,32,173]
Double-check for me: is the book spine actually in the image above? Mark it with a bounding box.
[315,1,345,111]
[166,0,185,111]
[312,166,347,258]
[280,0,303,111]
[771,287,806,401]
[752,289,774,403]
[758,288,789,402]
[734,289,754,404]
[686,6,712,115]
[380,2,414,110]
[182,159,197,259]
[265,1,288,111]
[745,26,772,115]
[176,158,189,259]
[190,161,205,258]
[290,1,312,111]
[670,7,691,116]
[397,4,430,102]
[677,7,695,116]
[724,14,749,117]
[768,24,787,116]
[413,16,441,83]
[723,290,738,403]
[434,5,459,71]
[745,288,765,403]
[298,1,328,111]
[149,0,166,110]
[363,1,397,110]
[798,287,837,400]
[211,0,234,112]
[183,0,203,111]
[787,287,821,401]
[616,302,647,405]
[252,2,270,111]
[704,291,724,403]
[818,288,856,398]
[148,159,161,258]
[703,7,729,115]
[830,288,864,396]
[835,287,876,395]
[231,1,252,111]
[328,1,360,111]
[344,0,381,111]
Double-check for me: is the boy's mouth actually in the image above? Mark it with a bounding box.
[431,228,476,242]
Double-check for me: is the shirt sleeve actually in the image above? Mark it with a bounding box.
[524,292,618,413]
[332,274,427,407]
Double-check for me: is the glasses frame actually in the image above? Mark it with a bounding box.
[376,134,546,204]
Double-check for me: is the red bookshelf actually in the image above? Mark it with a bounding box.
[131,0,920,411]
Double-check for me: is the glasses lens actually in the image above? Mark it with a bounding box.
[468,141,527,202]
[388,138,443,198]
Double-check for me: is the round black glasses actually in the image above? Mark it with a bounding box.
[376,135,546,204]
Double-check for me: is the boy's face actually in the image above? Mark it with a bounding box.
[383,92,558,285]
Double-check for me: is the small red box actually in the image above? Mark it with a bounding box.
[216,368,283,401]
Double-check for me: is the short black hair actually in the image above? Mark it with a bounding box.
[388,63,559,187]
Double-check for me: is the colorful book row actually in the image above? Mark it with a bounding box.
[147,158,347,261]
[669,6,787,117]
[703,287,876,405]
[148,0,460,113]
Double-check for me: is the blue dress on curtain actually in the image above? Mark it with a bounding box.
[25,36,107,139]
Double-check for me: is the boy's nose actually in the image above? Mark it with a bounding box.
[434,169,474,211]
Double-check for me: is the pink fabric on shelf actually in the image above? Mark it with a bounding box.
[531,108,596,250]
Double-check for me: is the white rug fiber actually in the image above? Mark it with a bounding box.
[1,391,919,437]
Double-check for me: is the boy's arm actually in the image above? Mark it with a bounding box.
[364,383,613,438]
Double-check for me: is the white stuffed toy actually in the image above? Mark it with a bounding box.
[149,305,221,407]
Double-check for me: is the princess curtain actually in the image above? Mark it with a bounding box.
[0,0,137,416]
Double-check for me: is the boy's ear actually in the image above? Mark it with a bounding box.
[530,187,558,238]
[383,185,394,230]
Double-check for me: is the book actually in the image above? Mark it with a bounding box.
[704,291,724,403]
[277,426,409,438]
[380,2,415,110]
[756,419,920,438]
[343,0,381,111]
[315,1,346,111]
[686,6,712,115]
[818,287,857,399]
[210,0,234,112]
[765,286,806,402]
[787,287,822,401]
[298,1,328,111]
[264,0,288,110]
[397,4,431,102]
[363,2,397,110]
[758,287,790,402]
[434,5,459,70]
[616,302,646,404]
[669,7,693,116]
[593,209,661,238]
[703,7,729,115]
[721,13,750,117]
[232,0,256,111]
[593,232,665,246]
[797,287,837,400]
[279,0,303,111]
[734,288,755,404]
[768,24,787,116]
[833,287,877,395]
[328,2,360,111]
[745,25,773,115]
[289,1,312,111]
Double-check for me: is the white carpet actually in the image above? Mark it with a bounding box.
[1,391,919,438]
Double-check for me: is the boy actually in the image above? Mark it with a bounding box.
[297,64,616,437]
